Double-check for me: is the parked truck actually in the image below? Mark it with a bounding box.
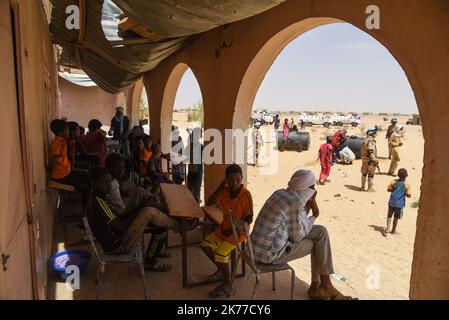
[329,113,361,127]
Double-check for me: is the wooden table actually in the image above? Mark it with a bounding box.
[159,183,204,288]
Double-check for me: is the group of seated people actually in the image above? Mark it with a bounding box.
[49,118,353,300]
[133,135,174,187]
[49,118,188,271]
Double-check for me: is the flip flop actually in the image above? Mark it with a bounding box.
[158,249,171,259]
[144,261,172,272]
[208,285,233,298]
[330,294,358,300]
[308,293,330,300]
[206,272,224,283]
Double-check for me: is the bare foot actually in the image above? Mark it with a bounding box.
[307,286,330,300]
[325,287,357,300]
[307,282,321,299]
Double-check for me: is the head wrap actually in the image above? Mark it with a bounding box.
[394,124,404,137]
[287,170,316,205]
[116,106,124,113]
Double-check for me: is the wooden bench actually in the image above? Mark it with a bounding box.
[47,180,75,192]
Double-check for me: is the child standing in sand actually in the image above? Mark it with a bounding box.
[318,136,333,185]
[385,168,411,235]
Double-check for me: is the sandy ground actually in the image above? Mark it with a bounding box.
[48,113,422,300]
[243,114,423,300]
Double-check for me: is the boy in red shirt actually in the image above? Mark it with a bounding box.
[49,119,90,207]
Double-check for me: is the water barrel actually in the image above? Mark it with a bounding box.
[347,136,365,159]
[277,131,286,151]
[277,131,311,152]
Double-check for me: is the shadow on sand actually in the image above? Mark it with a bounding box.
[369,225,387,237]
[344,184,361,192]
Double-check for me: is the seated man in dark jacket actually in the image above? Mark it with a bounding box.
[86,167,196,271]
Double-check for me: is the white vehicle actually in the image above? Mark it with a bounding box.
[262,113,275,124]
[300,113,332,127]
[330,113,361,127]
[251,109,275,125]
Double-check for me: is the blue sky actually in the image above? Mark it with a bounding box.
[172,23,418,114]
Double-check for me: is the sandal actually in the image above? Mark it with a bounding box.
[206,272,224,283]
[208,284,233,298]
[330,293,358,300]
[144,260,172,272]
[308,293,330,300]
[158,249,171,259]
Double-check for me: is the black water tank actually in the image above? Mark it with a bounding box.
[347,136,365,159]
[277,131,311,152]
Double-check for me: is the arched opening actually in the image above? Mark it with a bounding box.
[160,63,189,154]
[234,19,422,299]
[139,87,150,134]
[160,64,205,202]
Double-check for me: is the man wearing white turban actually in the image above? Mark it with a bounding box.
[251,170,354,300]
[109,106,130,154]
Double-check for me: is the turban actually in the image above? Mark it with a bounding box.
[287,170,316,205]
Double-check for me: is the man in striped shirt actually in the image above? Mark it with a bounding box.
[250,170,354,300]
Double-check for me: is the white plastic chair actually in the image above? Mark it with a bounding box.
[82,217,148,300]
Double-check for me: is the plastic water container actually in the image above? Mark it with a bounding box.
[48,250,91,280]
[331,273,347,282]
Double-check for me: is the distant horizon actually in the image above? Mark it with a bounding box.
[173,107,416,116]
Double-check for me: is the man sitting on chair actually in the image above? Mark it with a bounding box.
[200,164,253,298]
[86,167,197,272]
[250,170,355,300]
[106,152,179,269]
